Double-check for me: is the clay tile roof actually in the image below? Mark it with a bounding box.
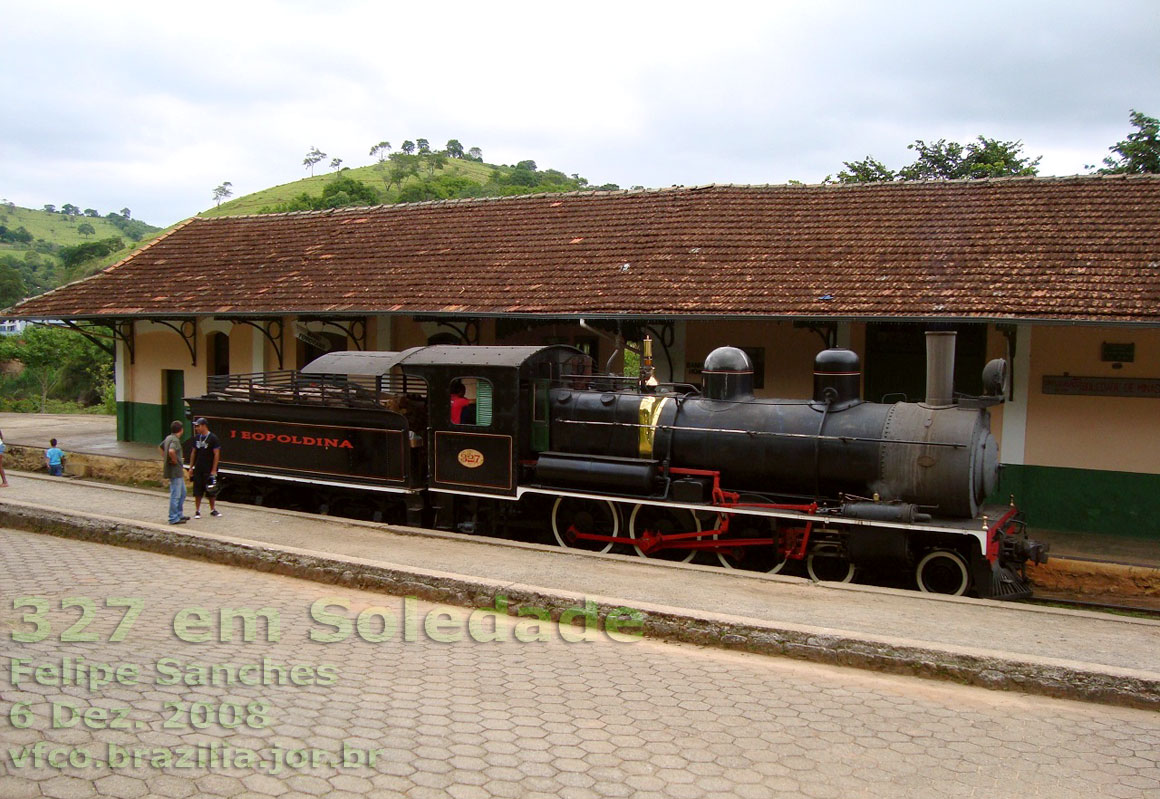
[7,175,1160,323]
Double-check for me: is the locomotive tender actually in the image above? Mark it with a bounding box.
[188,332,1046,599]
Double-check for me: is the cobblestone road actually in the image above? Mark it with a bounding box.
[1,529,1158,799]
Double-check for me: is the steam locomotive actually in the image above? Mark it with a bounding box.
[187,332,1047,599]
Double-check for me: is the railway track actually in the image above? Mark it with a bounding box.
[1022,595,1160,619]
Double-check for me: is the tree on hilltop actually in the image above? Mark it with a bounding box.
[213,182,234,207]
[416,138,430,154]
[370,141,391,162]
[330,157,344,173]
[445,139,464,159]
[400,140,415,155]
[303,146,326,176]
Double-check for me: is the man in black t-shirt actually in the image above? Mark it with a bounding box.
[189,417,222,519]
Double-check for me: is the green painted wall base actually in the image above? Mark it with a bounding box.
[117,401,165,444]
[997,464,1160,537]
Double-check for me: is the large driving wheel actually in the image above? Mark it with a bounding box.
[915,550,971,596]
[551,497,618,554]
[717,515,788,573]
[628,505,701,562]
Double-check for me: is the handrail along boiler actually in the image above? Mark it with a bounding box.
[188,333,1046,598]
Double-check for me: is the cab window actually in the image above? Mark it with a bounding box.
[450,377,493,427]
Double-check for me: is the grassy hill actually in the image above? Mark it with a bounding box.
[0,204,156,249]
[203,157,500,217]
[0,204,163,307]
[202,153,618,220]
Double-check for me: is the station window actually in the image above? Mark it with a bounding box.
[450,377,493,427]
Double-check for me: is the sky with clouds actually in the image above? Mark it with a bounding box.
[3,0,1158,226]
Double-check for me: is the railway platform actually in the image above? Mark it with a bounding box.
[1,461,1158,709]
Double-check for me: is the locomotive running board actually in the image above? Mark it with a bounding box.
[219,468,421,495]
[512,485,990,554]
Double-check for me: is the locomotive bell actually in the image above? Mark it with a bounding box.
[702,347,754,400]
[813,348,861,407]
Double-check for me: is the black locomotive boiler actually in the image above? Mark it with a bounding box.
[187,333,1046,599]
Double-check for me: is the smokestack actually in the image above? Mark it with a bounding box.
[925,331,956,406]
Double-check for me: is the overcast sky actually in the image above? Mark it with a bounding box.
[3,0,1158,226]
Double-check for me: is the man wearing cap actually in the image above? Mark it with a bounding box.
[189,417,222,519]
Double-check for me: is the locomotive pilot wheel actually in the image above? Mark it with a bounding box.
[806,553,856,583]
[915,550,971,596]
[551,497,618,554]
[627,504,702,563]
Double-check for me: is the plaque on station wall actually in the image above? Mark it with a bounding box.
[1042,375,1160,397]
[1100,342,1135,363]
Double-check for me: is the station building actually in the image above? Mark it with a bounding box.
[4,175,1159,537]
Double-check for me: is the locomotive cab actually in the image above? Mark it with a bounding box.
[397,345,590,498]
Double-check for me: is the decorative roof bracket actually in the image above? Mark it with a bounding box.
[228,318,285,369]
[58,319,137,364]
[435,318,480,345]
[57,320,120,360]
[794,320,838,350]
[298,316,369,351]
[149,318,197,366]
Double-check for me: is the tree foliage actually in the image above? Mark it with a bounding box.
[0,325,111,412]
[261,176,381,213]
[302,146,326,176]
[1098,109,1160,174]
[101,212,153,242]
[369,141,391,162]
[834,156,895,183]
[212,181,234,206]
[57,237,124,270]
[831,136,1041,183]
[0,259,24,307]
[0,225,33,244]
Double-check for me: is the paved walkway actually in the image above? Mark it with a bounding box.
[0,412,158,461]
[2,528,1158,799]
[1,471,1158,710]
